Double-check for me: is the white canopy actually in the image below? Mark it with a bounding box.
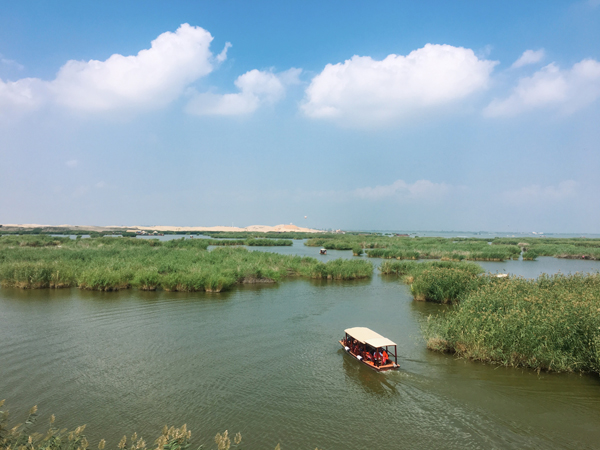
[344,327,396,347]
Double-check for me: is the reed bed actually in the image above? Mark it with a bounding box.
[380,260,485,304]
[305,235,600,261]
[305,235,521,261]
[0,401,269,450]
[0,236,372,292]
[245,239,293,246]
[410,267,490,304]
[493,237,600,260]
[379,260,484,278]
[424,273,600,373]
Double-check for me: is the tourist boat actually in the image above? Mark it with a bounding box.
[320,248,327,255]
[340,327,399,372]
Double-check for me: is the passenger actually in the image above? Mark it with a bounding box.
[382,350,388,365]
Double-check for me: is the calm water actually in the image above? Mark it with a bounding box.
[1,248,600,449]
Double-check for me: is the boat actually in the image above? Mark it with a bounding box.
[339,327,399,372]
[320,248,327,255]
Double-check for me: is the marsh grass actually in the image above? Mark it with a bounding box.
[305,235,600,261]
[424,273,600,373]
[410,267,488,304]
[0,400,257,450]
[0,236,372,292]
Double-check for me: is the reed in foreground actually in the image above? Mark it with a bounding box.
[0,400,300,450]
[424,273,600,373]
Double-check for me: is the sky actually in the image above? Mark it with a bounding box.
[1,1,599,233]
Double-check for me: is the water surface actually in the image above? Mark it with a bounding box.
[1,251,600,449]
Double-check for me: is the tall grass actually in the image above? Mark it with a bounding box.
[410,267,488,304]
[379,260,483,278]
[305,235,522,261]
[0,236,372,292]
[0,400,264,450]
[424,273,600,373]
[304,235,600,261]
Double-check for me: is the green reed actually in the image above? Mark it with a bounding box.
[305,235,523,261]
[424,273,600,373]
[410,267,488,304]
[0,236,372,292]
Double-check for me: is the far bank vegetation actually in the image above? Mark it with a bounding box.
[305,235,600,261]
[0,236,372,293]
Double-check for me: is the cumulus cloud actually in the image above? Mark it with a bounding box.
[511,49,545,68]
[0,24,220,114]
[186,68,301,116]
[502,180,579,205]
[485,59,600,116]
[302,44,497,124]
[354,179,454,202]
[0,77,46,112]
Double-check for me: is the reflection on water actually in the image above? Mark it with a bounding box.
[341,353,401,397]
[1,250,600,449]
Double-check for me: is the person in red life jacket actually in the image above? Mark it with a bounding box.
[373,349,381,366]
[382,350,389,365]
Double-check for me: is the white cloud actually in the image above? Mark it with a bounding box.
[0,24,219,114]
[66,159,78,168]
[186,68,301,116]
[502,181,579,205]
[52,24,214,112]
[354,179,454,202]
[511,49,545,68]
[485,59,600,116]
[301,44,497,124]
[0,77,46,112]
[216,42,232,63]
[1,56,24,71]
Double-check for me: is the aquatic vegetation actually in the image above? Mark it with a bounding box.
[379,260,484,279]
[0,236,372,292]
[245,238,293,246]
[305,235,522,261]
[410,267,488,304]
[305,235,600,261]
[424,273,600,373]
[493,237,600,260]
[0,401,252,450]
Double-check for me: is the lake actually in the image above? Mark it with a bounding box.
[1,243,599,449]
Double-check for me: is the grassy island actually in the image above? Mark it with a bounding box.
[0,236,372,292]
[381,259,600,373]
[306,235,600,261]
[424,273,600,373]
[306,235,521,261]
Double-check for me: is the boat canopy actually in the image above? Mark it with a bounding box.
[344,327,396,348]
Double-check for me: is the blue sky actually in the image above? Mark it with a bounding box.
[1,1,599,232]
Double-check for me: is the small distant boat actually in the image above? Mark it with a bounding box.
[340,327,399,372]
[320,248,327,255]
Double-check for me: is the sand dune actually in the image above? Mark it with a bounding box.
[1,223,322,233]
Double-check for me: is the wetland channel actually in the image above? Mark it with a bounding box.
[1,239,600,449]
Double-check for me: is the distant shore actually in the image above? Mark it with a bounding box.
[0,223,323,234]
